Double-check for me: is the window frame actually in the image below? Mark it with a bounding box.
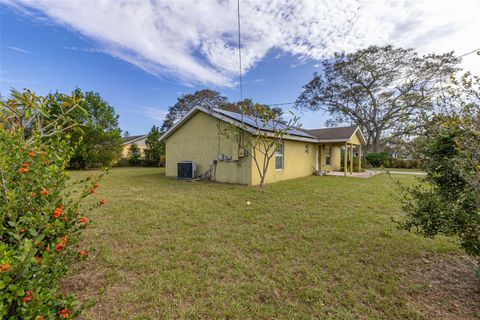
[275,142,284,171]
[324,145,331,166]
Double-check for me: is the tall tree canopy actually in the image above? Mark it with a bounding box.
[161,90,283,131]
[161,89,228,131]
[53,89,122,169]
[295,45,460,152]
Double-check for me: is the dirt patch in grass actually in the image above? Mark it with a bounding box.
[403,253,479,320]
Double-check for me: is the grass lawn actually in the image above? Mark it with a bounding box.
[66,168,478,319]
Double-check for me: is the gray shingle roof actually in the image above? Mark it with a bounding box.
[303,126,358,141]
[122,135,147,144]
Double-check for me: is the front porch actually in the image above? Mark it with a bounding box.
[303,125,366,178]
[315,142,363,177]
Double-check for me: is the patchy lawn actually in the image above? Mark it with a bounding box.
[66,168,479,319]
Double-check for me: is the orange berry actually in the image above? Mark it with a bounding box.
[0,263,11,272]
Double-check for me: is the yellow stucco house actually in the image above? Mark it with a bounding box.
[160,107,365,185]
[121,134,148,158]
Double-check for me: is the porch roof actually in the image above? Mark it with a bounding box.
[302,126,366,144]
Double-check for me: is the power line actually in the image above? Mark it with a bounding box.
[266,46,480,107]
[458,47,480,58]
[237,0,243,103]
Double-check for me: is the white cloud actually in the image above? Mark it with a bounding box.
[7,46,30,54]
[2,0,479,86]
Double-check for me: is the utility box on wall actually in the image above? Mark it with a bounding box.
[177,161,196,179]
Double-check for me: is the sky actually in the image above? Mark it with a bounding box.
[1,0,479,135]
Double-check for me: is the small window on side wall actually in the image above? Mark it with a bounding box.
[305,144,309,155]
[275,142,284,170]
[325,145,331,165]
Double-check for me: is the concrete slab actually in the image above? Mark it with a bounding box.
[323,170,381,178]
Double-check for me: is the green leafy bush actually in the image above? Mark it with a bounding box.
[401,105,479,257]
[389,158,422,169]
[0,89,106,319]
[365,152,391,167]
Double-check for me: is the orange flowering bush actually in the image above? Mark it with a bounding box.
[0,89,107,319]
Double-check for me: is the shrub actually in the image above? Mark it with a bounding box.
[0,89,106,319]
[365,152,391,167]
[389,158,422,169]
[401,104,479,257]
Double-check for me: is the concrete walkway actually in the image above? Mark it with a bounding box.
[323,170,425,178]
[373,170,426,176]
[324,171,381,178]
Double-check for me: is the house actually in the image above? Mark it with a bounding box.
[122,134,148,158]
[159,107,365,185]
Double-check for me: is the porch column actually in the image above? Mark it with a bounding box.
[315,145,319,171]
[350,144,354,174]
[344,142,348,177]
[358,144,362,172]
[319,144,324,173]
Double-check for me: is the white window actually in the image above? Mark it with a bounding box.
[325,145,331,165]
[275,142,284,170]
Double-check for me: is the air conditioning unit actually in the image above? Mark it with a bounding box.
[177,161,196,179]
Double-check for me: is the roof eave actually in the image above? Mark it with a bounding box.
[122,135,147,145]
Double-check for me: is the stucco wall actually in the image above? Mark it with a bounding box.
[319,144,342,172]
[349,131,363,145]
[250,139,317,185]
[165,112,251,185]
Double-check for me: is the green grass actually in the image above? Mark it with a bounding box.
[68,168,463,319]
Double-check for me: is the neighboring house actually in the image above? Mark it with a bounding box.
[160,107,365,185]
[122,134,148,158]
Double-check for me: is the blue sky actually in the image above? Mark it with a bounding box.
[0,4,328,134]
[1,1,478,134]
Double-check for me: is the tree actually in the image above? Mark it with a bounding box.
[219,104,300,187]
[161,89,228,131]
[401,72,480,257]
[128,142,142,166]
[161,90,284,131]
[53,89,123,169]
[144,125,164,166]
[295,45,460,152]
[224,98,283,119]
